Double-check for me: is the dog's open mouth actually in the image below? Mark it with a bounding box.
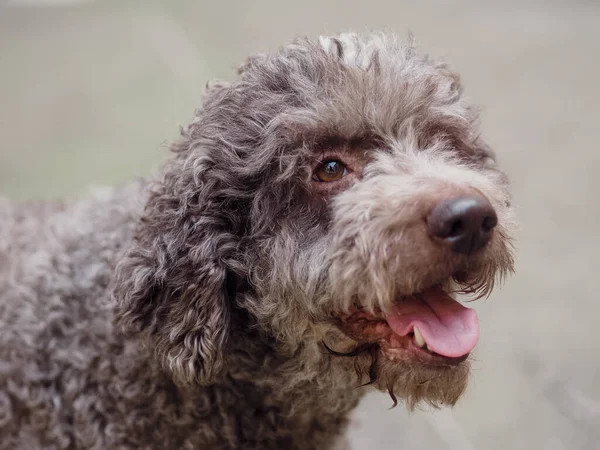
[335,285,479,366]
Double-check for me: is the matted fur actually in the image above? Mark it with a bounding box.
[0,32,515,449]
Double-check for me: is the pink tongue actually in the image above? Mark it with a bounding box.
[385,287,479,358]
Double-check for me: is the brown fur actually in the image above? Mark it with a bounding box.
[0,32,515,449]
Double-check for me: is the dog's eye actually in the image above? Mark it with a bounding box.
[313,160,349,182]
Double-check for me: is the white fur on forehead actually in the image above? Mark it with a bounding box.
[318,32,408,69]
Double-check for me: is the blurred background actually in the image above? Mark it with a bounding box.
[1,0,599,449]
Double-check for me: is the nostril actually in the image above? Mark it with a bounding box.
[481,215,498,233]
[448,219,465,238]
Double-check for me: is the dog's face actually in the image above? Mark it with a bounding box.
[114,32,515,409]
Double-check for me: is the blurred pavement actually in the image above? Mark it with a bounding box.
[1,1,599,449]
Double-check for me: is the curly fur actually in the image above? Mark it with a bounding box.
[0,32,515,449]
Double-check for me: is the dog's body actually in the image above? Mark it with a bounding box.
[0,185,357,449]
[0,33,515,449]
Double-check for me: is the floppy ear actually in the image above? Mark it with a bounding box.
[112,142,239,385]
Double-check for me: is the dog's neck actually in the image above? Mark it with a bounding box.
[167,329,364,449]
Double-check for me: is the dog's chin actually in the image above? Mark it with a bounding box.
[370,353,471,409]
[328,284,477,408]
[324,337,471,409]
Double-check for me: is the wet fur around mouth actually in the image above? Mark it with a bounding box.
[325,281,481,407]
[322,340,472,409]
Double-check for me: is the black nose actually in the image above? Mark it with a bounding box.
[427,196,498,254]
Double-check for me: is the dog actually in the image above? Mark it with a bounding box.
[0,31,515,449]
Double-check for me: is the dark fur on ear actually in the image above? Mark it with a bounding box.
[112,127,242,385]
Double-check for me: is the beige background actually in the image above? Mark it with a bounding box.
[1,1,599,449]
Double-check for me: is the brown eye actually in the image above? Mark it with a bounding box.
[313,160,349,182]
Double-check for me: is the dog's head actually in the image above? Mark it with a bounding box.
[113,32,515,408]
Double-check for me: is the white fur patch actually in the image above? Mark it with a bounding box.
[319,33,389,69]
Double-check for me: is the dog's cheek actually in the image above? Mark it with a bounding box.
[326,175,456,311]
[242,233,332,343]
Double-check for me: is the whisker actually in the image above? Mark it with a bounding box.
[321,341,373,357]
[387,383,398,409]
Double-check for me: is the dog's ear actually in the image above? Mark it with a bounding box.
[112,147,239,385]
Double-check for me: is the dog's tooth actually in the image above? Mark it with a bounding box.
[413,326,426,348]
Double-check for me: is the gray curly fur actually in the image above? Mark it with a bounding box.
[0,32,515,449]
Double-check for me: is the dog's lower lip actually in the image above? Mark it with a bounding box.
[381,333,470,366]
[410,343,470,365]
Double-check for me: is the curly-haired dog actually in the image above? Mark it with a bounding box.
[0,32,516,449]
